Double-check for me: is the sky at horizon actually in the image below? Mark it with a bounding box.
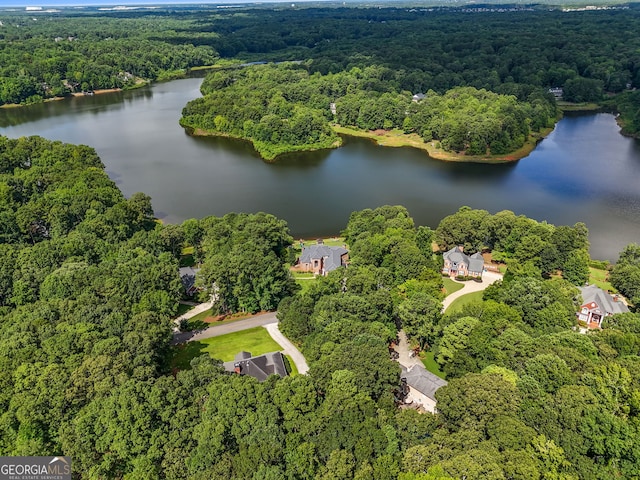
[1,0,315,7]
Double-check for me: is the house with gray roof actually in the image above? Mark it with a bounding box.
[223,351,288,382]
[179,266,199,296]
[400,364,448,413]
[298,240,348,276]
[577,284,629,329]
[442,246,484,278]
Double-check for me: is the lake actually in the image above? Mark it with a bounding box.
[1,77,639,261]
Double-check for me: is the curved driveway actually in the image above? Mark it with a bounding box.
[264,323,309,374]
[172,311,309,374]
[441,270,503,312]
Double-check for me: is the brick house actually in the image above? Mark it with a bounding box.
[442,245,484,278]
[298,240,348,276]
[577,284,629,329]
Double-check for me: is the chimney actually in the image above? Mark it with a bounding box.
[234,363,241,374]
[457,245,464,252]
[613,295,619,302]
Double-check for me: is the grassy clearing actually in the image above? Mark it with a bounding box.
[557,101,600,112]
[446,290,484,312]
[420,350,446,379]
[442,277,464,296]
[169,341,206,370]
[294,237,346,249]
[200,327,282,362]
[333,125,552,163]
[589,267,616,292]
[284,355,299,376]
[295,279,315,296]
[292,271,315,279]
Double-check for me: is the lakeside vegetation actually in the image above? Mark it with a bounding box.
[0,14,218,105]
[335,123,555,163]
[3,5,640,139]
[182,63,557,161]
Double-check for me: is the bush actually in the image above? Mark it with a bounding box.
[589,259,610,270]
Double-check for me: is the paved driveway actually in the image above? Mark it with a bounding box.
[172,311,278,344]
[441,270,503,312]
[172,310,309,374]
[264,323,309,374]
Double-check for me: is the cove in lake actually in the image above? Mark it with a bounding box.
[1,77,639,261]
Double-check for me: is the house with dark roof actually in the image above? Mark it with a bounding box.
[223,351,288,382]
[298,240,348,276]
[442,246,484,278]
[179,266,199,296]
[577,284,629,329]
[400,364,448,413]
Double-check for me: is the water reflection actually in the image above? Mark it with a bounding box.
[1,78,640,261]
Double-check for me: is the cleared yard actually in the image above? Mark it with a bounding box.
[442,277,464,296]
[588,267,616,292]
[284,355,299,376]
[169,341,206,370]
[446,290,484,312]
[421,350,446,379]
[200,326,282,362]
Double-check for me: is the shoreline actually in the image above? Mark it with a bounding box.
[0,81,150,109]
[186,123,553,164]
[332,125,555,164]
[187,127,342,161]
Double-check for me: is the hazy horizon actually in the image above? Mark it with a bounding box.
[2,0,324,7]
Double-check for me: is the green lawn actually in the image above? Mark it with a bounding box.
[293,271,315,279]
[298,236,346,248]
[200,327,282,362]
[284,355,299,376]
[589,267,616,292]
[446,290,484,312]
[420,350,446,379]
[179,246,196,267]
[169,341,206,370]
[442,277,464,296]
[292,271,316,296]
[292,237,347,256]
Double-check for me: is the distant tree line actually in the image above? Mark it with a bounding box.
[0,14,218,105]
[4,4,640,129]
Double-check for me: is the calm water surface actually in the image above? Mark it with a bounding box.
[1,77,639,261]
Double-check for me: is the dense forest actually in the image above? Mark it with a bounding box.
[1,135,640,478]
[2,5,640,138]
[180,63,556,158]
[0,14,218,104]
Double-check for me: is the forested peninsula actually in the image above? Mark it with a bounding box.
[2,133,640,479]
[180,63,558,161]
